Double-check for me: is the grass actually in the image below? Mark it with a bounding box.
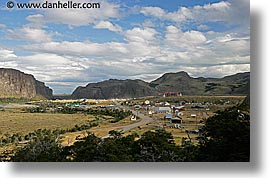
[60,115,139,146]
[0,111,96,135]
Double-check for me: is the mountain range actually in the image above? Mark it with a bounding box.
[0,68,249,99]
[71,71,250,99]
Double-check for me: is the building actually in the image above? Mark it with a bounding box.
[165,113,173,119]
[163,92,182,97]
[134,105,141,110]
[170,117,182,124]
[130,115,137,121]
[154,107,171,113]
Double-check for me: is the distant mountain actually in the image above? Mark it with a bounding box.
[71,71,250,99]
[151,71,250,95]
[0,68,53,99]
[71,79,158,99]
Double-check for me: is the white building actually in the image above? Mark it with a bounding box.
[154,107,171,113]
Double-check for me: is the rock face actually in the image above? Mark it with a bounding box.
[0,68,53,99]
[71,71,250,99]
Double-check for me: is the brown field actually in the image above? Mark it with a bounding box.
[60,115,139,146]
[0,111,96,135]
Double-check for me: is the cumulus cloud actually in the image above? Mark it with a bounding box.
[21,25,249,78]
[0,47,17,59]
[182,64,250,78]
[29,0,120,27]
[26,14,45,23]
[141,0,249,26]
[125,27,158,43]
[0,47,18,68]
[7,26,53,43]
[165,25,207,49]
[94,21,122,32]
[141,6,192,22]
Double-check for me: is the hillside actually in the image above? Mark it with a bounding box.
[71,79,158,99]
[0,68,53,99]
[71,71,250,99]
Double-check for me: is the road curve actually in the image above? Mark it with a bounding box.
[102,108,153,138]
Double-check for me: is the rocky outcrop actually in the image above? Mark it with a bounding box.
[0,68,53,99]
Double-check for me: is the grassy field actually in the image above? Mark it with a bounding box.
[0,95,245,148]
[60,115,139,146]
[0,111,96,135]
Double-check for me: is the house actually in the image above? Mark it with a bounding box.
[144,100,150,105]
[148,110,153,115]
[130,115,137,121]
[191,114,197,118]
[134,105,141,110]
[170,117,182,124]
[165,113,173,119]
[154,107,171,113]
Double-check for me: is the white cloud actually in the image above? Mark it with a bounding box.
[0,47,17,59]
[24,41,127,57]
[141,6,192,22]
[165,26,207,49]
[94,21,122,32]
[141,0,249,26]
[23,27,161,59]
[197,24,210,31]
[8,26,53,43]
[26,14,45,23]
[20,25,249,79]
[0,47,18,68]
[182,64,250,78]
[125,27,158,43]
[29,0,120,27]
[140,7,166,18]
[0,24,6,28]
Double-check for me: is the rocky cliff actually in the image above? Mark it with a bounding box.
[0,68,53,99]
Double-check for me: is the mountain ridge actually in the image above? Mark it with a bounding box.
[71,71,250,99]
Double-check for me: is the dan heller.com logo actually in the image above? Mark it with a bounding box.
[6,1,101,9]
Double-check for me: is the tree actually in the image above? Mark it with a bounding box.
[12,135,65,162]
[134,129,183,162]
[196,107,250,161]
[66,133,101,161]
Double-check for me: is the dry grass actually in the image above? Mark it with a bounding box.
[0,111,96,135]
[60,116,139,146]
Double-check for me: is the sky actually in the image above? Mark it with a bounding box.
[0,0,250,94]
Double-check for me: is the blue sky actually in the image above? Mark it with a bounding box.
[0,0,250,94]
